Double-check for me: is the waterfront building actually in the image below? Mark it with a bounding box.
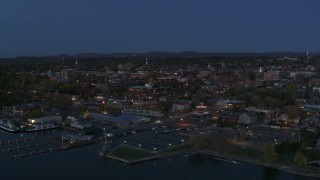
[121,108,164,117]
[28,115,62,124]
[88,113,150,127]
[239,112,258,125]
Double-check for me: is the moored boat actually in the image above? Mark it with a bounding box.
[24,124,60,132]
[0,119,19,133]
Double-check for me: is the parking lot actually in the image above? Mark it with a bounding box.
[107,128,189,151]
[250,126,300,141]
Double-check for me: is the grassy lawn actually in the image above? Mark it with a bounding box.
[227,147,261,158]
[161,143,193,153]
[112,146,153,160]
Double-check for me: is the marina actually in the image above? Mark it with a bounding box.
[0,126,318,179]
[0,131,60,159]
[0,129,97,159]
[0,142,315,180]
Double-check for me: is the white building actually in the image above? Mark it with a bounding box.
[239,112,257,125]
[121,109,164,117]
[28,115,62,124]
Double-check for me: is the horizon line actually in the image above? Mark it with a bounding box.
[1,50,319,59]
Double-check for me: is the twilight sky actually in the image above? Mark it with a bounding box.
[0,0,319,57]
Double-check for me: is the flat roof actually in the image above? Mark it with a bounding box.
[217,100,245,104]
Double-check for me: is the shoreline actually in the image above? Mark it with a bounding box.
[199,149,320,179]
[105,148,320,178]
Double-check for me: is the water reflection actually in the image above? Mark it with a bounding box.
[263,167,276,180]
[188,154,205,166]
[0,134,317,180]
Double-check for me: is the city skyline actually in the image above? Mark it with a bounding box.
[0,0,319,57]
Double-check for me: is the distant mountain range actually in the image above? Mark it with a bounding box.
[2,51,320,60]
[67,51,320,58]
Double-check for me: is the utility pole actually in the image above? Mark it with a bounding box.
[265,114,269,137]
[20,110,23,136]
[61,130,64,149]
[299,131,301,145]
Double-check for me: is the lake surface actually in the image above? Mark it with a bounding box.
[0,132,316,180]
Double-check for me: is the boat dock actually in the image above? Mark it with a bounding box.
[0,137,40,145]
[0,132,100,159]
[104,150,195,165]
[0,136,61,159]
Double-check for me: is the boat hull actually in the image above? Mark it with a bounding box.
[24,125,60,132]
[0,125,19,133]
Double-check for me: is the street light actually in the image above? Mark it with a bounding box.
[291,133,295,141]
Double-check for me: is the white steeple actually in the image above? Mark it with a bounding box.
[259,67,264,73]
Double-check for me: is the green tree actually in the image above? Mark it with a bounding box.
[248,71,256,81]
[275,139,298,156]
[159,100,173,114]
[189,135,208,150]
[29,108,43,118]
[293,152,308,167]
[313,90,320,97]
[262,144,278,163]
[285,84,298,101]
[55,96,72,109]
[286,106,300,119]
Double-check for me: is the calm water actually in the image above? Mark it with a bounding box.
[0,132,316,180]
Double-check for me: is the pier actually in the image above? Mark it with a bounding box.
[104,149,195,165]
[0,137,40,145]
[0,132,99,159]
[0,135,61,159]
